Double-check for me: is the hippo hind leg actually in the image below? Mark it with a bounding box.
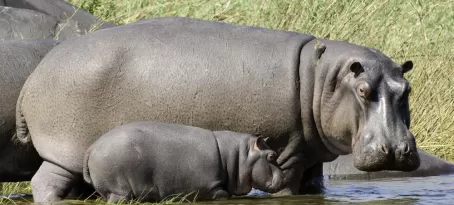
[31,161,80,202]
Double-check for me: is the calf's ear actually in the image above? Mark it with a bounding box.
[254,136,270,151]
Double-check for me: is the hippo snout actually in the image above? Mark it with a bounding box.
[353,134,420,172]
[394,142,420,171]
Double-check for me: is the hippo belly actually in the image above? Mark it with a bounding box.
[19,17,315,174]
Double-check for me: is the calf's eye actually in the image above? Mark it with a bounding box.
[267,153,276,162]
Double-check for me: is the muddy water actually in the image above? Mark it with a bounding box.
[4,174,454,205]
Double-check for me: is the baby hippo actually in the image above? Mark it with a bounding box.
[83,121,285,203]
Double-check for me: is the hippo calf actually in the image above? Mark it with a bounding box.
[83,121,284,203]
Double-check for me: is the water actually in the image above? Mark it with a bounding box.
[3,174,454,205]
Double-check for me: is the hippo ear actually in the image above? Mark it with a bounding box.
[254,136,270,151]
[314,40,326,60]
[402,61,413,74]
[350,62,364,77]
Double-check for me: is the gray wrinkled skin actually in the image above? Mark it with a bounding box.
[83,121,284,203]
[0,39,59,182]
[3,0,115,34]
[16,17,418,202]
[324,149,454,180]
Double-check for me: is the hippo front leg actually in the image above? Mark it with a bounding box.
[298,162,325,194]
[268,131,307,195]
[31,161,80,202]
[275,163,305,195]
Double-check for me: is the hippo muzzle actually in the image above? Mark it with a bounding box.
[353,123,420,172]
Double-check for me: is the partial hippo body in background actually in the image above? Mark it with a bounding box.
[0,6,75,41]
[324,148,454,180]
[0,39,59,182]
[16,17,418,202]
[83,121,284,203]
[3,0,116,34]
[0,0,116,41]
[0,0,116,183]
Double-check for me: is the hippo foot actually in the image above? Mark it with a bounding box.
[31,161,79,203]
[107,193,131,203]
[212,189,229,200]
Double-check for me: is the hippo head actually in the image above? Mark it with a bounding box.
[315,40,420,172]
[248,136,285,193]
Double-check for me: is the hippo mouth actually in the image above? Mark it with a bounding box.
[352,134,420,172]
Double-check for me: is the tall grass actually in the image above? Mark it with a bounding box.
[67,0,454,160]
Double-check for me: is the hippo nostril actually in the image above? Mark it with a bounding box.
[399,143,410,155]
[380,144,389,155]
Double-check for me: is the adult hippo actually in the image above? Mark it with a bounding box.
[324,148,454,180]
[16,17,419,202]
[1,0,116,35]
[0,39,59,182]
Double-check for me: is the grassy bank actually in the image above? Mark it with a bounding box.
[0,182,195,204]
[68,0,454,160]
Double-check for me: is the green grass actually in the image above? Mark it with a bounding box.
[67,0,454,160]
[0,182,196,204]
[0,182,32,204]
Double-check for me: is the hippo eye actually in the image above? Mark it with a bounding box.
[267,153,276,162]
[356,83,370,100]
